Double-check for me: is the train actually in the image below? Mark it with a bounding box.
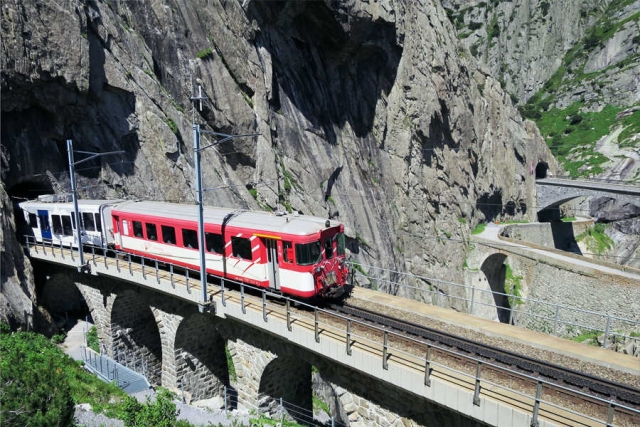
[19,195,349,299]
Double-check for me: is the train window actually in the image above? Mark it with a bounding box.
[182,229,198,249]
[324,239,334,259]
[337,233,346,256]
[133,221,143,238]
[83,212,96,231]
[283,241,293,263]
[231,236,252,260]
[28,213,38,228]
[146,223,158,241]
[52,215,63,235]
[205,233,224,254]
[95,214,102,232]
[296,241,321,266]
[162,225,176,245]
[62,216,73,236]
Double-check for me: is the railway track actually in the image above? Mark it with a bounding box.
[328,302,640,408]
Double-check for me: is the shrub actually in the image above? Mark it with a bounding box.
[0,331,75,426]
[121,388,180,427]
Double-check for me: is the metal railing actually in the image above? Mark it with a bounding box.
[348,261,640,348]
[24,237,640,426]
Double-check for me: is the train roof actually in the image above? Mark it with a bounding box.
[19,199,118,211]
[111,201,341,236]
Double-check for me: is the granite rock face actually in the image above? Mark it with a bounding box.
[1,0,556,326]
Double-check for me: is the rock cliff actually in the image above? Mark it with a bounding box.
[1,0,556,327]
[444,0,640,267]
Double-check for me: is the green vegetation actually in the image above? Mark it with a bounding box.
[1,328,126,426]
[504,264,524,307]
[571,329,601,346]
[561,216,577,222]
[241,91,254,108]
[312,395,330,414]
[457,217,467,224]
[120,388,186,427]
[576,223,614,255]
[471,223,486,235]
[165,118,180,136]
[226,344,237,382]
[196,48,214,60]
[87,325,100,352]
[516,1,640,177]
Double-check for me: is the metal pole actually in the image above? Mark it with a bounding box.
[424,345,432,386]
[286,298,291,331]
[382,331,388,370]
[67,139,84,270]
[470,286,475,315]
[346,319,352,356]
[604,315,612,349]
[531,380,542,427]
[314,308,320,343]
[194,124,208,312]
[262,291,267,322]
[473,362,482,406]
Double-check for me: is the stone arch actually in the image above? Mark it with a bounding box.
[535,161,549,179]
[480,253,511,323]
[258,356,312,423]
[175,313,230,402]
[39,272,89,322]
[111,289,163,384]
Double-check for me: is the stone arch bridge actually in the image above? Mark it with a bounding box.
[536,178,640,212]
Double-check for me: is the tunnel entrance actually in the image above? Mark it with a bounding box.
[480,253,511,323]
[8,179,55,243]
[535,162,549,179]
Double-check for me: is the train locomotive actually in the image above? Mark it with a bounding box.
[19,196,349,300]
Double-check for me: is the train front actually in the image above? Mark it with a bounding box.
[304,221,349,300]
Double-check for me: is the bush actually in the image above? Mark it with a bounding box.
[0,331,75,426]
[87,325,100,352]
[121,388,181,427]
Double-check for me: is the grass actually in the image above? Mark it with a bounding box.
[165,118,179,136]
[516,1,640,177]
[576,223,614,255]
[535,102,617,177]
[196,48,214,60]
[225,345,237,382]
[312,395,330,414]
[571,330,601,346]
[87,326,99,353]
[561,216,577,222]
[504,264,524,306]
[471,223,486,235]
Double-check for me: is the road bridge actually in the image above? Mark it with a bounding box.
[25,240,638,427]
[536,178,640,212]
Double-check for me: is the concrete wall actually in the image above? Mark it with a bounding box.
[465,236,640,336]
[500,220,593,250]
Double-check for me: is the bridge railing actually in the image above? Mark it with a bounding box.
[348,261,640,349]
[24,237,640,426]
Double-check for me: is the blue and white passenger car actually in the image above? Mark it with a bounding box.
[19,195,119,248]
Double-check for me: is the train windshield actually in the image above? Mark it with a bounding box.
[296,241,321,266]
[337,232,345,256]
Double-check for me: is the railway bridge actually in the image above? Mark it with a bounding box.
[26,241,639,427]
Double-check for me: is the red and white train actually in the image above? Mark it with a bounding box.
[19,196,349,299]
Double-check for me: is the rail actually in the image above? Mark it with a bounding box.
[25,237,640,426]
[347,261,640,347]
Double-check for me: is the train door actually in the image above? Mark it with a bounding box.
[265,238,280,291]
[37,210,52,240]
